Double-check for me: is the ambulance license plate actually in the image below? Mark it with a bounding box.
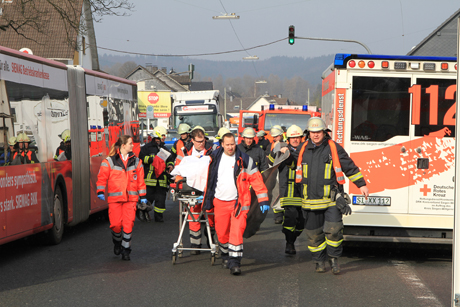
[352,196,391,206]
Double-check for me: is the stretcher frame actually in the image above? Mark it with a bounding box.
[170,181,217,265]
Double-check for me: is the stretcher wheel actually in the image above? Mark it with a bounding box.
[172,252,177,265]
[211,254,215,266]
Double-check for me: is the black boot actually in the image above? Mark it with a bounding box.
[154,212,164,222]
[315,261,326,273]
[285,242,296,255]
[329,257,340,275]
[121,247,131,261]
[113,242,122,256]
[190,244,201,255]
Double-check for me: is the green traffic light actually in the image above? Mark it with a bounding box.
[289,38,294,45]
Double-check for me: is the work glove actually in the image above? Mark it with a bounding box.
[140,198,148,204]
[97,194,105,201]
[259,201,270,214]
[335,194,352,215]
[196,195,204,203]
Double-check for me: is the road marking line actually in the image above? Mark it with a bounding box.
[391,260,442,307]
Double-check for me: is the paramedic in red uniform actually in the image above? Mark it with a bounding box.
[295,117,369,274]
[97,135,147,261]
[203,132,269,275]
[174,126,214,254]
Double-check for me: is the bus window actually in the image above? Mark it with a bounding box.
[351,76,411,142]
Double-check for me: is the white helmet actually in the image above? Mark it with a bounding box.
[306,117,330,132]
[270,126,283,137]
[178,123,191,135]
[256,130,266,137]
[242,127,256,138]
[286,125,302,138]
[8,136,17,146]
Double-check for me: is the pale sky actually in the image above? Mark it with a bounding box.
[94,0,460,61]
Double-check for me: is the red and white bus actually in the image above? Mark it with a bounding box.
[0,46,139,246]
[322,53,457,243]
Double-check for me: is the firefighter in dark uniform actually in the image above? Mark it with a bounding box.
[294,117,369,274]
[256,130,270,153]
[237,127,268,172]
[268,125,305,255]
[267,125,285,223]
[13,133,39,164]
[139,126,173,222]
[170,123,191,162]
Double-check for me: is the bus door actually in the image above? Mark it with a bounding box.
[347,73,412,216]
[406,76,456,218]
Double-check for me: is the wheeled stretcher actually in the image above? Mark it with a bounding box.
[170,178,217,265]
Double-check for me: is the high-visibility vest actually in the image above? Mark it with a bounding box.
[295,139,345,184]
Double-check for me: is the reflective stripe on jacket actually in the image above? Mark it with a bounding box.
[294,138,365,210]
[204,146,268,217]
[97,152,146,203]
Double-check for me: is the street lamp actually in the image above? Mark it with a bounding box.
[243,56,259,60]
[212,13,240,19]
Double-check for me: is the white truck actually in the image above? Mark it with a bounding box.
[170,90,223,141]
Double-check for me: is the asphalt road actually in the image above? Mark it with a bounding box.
[0,200,453,307]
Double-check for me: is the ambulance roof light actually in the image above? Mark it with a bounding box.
[381,61,389,68]
[269,104,275,111]
[302,105,308,112]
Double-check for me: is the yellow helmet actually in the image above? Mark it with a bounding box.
[153,126,167,138]
[61,129,71,142]
[217,127,230,139]
[8,136,17,146]
[17,133,31,143]
[177,123,191,135]
[306,117,330,132]
[286,125,302,138]
[191,125,205,133]
[242,127,256,138]
[270,126,283,137]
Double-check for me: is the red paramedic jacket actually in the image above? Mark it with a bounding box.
[97,152,147,203]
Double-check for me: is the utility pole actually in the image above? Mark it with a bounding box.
[224,87,227,122]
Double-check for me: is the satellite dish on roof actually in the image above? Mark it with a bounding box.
[19,48,33,55]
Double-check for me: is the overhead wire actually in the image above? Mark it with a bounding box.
[218,0,260,78]
[95,37,286,57]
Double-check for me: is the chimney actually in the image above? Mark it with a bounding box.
[152,65,158,72]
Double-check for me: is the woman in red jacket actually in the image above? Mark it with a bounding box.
[97,135,147,260]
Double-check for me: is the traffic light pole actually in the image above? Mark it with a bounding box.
[296,36,372,54]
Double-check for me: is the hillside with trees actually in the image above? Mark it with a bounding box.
[100,54,334,107]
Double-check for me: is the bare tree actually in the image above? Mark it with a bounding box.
[0,0,133,48]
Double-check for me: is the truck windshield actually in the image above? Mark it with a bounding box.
[264,113,312,131]
[174,113,216,131]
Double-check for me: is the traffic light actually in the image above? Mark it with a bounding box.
[288,25,295,45]
[188,63,195,80]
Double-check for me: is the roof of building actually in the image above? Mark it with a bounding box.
[407,8,460,57]
[0,0,99,68]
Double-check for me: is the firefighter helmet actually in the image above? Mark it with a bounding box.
[8,136,17,146]
[177,123,191,135]
[191,125,205,133]
[256,130,266,137]
[153,126,167,138]
[286,125,303,138]
[61,129,71,142]
[270,126,283,137]
[242,127,256,138]
[216,127,230,139]
[17,133,31,143]
[306,117,330,132]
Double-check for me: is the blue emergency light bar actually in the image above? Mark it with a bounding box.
[334,53,457,68]
[269,104,275,110]
[302,105,308,112]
